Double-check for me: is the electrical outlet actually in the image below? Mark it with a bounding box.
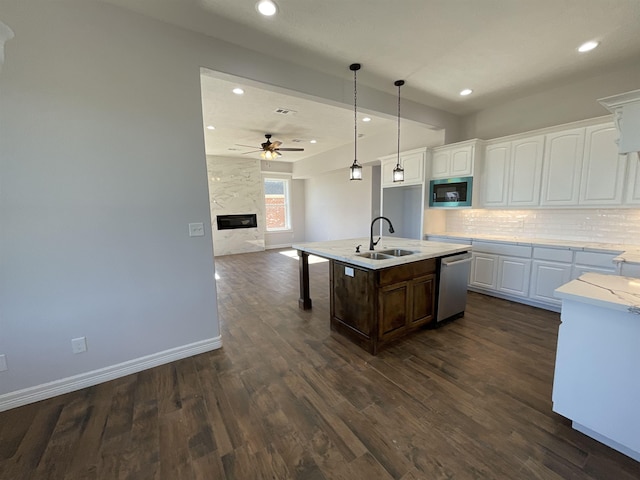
[189,222,205,237]
[0,354,7,372]
[71,337,87,354]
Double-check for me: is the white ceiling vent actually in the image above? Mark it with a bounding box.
[274,107,297,115]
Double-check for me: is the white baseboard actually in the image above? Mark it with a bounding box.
[0,336,222,412]
[467,287,561,313]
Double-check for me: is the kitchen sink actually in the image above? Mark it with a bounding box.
[379,249,416,257]
[357,252,394,260]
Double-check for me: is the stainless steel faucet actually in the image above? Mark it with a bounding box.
[369,216,395,250]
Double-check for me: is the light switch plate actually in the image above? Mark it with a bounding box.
[345,266,354,277]
[189,222,205,237]
[71,337,87,354]
[0,354,7,372]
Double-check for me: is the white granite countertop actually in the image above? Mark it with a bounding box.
[425,231,633,253]
[555,272,640,314]
[292,237,471,270]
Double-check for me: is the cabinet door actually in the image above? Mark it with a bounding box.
[530,260,572,306]
[410,274,436,326]
[482,142,510,207]
[497,257,531,297]
[540,128,585,206]
[579,124,626,205]
[401,151,425,184]
[431,150,451,178]
[450,145,474,177]
[469,253,498,290]
[509,136,544,206]
[379,282,409,341]
[625,153,640,204]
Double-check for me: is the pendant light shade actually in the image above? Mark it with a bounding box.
[349,63,363,181]
[393,79,405,183]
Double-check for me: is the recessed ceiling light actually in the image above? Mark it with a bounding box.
[232,87,244,95]
[206,125,215,130]
[578,40,599,53]
[256,0,277,16]
[362,117,371,122]
[459,88,473,96]
[310,139,317,144]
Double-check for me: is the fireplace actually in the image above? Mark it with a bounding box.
[216,214,258,230]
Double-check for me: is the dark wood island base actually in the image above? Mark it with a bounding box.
[329,258,437,355]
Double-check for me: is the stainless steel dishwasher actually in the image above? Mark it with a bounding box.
[437,252,472,322]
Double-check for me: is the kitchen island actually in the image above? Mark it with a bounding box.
[553,273,640,462]
[292,237,471,354]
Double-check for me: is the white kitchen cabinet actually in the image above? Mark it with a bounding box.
[482,136,544,208]
[530,260,572,306]
[469,253,499,290]
[497,256,531,297]
[380,148,426,186]
[571,251,618,279]
[509,136,545,206]
[625,155,640,204]
[482,141,510,207]
[579,124,626,205]
[540,128,585,206]
[430,140,481,179]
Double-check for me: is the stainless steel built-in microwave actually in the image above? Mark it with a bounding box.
[429,176,473,208]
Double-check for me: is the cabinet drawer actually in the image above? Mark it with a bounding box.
[533,247,573,263]
[574,251,618,268]
[378,258,436,286]
[472,241,531,258]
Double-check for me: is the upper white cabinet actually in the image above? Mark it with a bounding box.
[579,124,627,205]
[540,128,585,206]
[430,140,482,179]
[625,156,640,204]
[509,136,545,206]
[599,89,640,154]
[482,142,510,207]
[482,136,544,208]
[380,148,426,187]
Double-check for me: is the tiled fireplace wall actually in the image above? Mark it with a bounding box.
[206,156,266,256]
[446,209,640,245]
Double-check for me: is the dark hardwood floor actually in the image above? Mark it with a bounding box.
[1,248,639,479]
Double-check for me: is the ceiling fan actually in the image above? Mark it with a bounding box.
[239,134,305,160]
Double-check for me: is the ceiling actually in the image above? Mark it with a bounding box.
[102,0,640,161]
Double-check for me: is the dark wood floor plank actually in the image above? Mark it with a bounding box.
[1,249,638,480]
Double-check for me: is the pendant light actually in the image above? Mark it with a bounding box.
[349,63,363,181]
[393,80,405,183]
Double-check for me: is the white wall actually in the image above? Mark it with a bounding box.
[0,1,224,406]
[305,167,374,242]
[461,62,640,140]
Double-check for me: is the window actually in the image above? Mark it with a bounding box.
[264,177,291,231]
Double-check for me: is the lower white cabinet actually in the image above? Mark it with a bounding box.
[497,256,531,297]
[530,260,572,306]
[571,251,618,279]
[470,253,498,290]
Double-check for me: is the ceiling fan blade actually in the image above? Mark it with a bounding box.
[242,150,262,154]
[236,144,260,148]
[272,140,282,148]
[276,148,305,152]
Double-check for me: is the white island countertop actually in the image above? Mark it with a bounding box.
[555,272,640,314]
[292,237,471,270]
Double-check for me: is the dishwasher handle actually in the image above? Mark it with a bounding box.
[441,253,472,267]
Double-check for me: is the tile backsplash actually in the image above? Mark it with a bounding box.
[446,209,640,245]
